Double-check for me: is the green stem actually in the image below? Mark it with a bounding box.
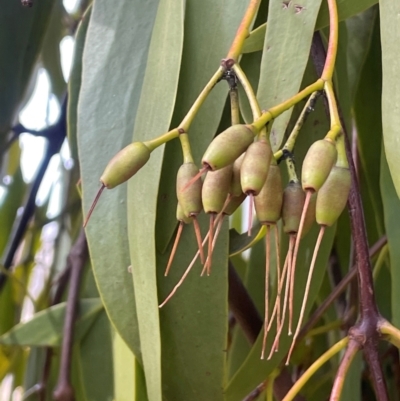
[230,87,241,125]
[335,134,348,168]
[329,339,360,401]
[321,0,339,81]
[232,64,261,119]
[282,337,349,401]
[285,157,299,183]
[180,67,224,131]
[274,91,320,160]
[179,133,194,164]
[306,320,342,338]
[379,320,400,349]
[252,79,324,132]
[144,128,179,151]
[226,0,261,62]
[324,80,342,137]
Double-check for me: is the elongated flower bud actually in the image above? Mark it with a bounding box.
[202,125,256,171]
[100,142,151,189]
[254,164,283,224]
[240,138,272,196]
[316,166,351,227]
[176,162,203,217]
[301,139,337,192]
[176,203,192,225]
[282,182,305,234]
[202,165,232,214]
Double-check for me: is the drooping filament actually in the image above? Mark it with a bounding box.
[207,213,215,276]
[164,222,184,276]
[159,215,223,308]
[267,235,294,359]
[192,217,205,264]
[83,184,105,228]
[261,225,271,359]
[286,225,326,365]
[288,190,312,334]
[248,193,254,236]
[182,166,209,191]
[201,217,224,276]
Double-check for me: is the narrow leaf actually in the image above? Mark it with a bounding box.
[380,0,400,198]
[78,0,160,359]
[127,1,185,400]
[257,0,323,152]
[0,299,103,347]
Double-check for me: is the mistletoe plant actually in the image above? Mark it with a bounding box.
[1,0,400,400]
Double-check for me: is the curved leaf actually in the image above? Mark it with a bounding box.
[380,0,400,199]
[67,5,92,161]
[0,299,103,347]
[76,311,114,401]
[127,1,185,400]
[78,0,160,360]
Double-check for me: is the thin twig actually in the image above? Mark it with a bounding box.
[53,230,88,401]
[311,31,389,401]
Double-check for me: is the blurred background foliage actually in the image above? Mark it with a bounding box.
[0,0,399,400]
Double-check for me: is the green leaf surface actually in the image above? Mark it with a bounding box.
[76,311,114,401]
[380,0,400,199]
[0,299,102,347]
[78,0,161,360]
[345,7,377,103]
[0,0,54,140]
[354,19,385,242]
[127,1,185,400]
[256,0,323,152]
[41,0,66,102]
[113,331,137,401]
[155,0,249,253]
[157,217,229,401]
[68,5,92,161]
[380,152,400,327]
[242,0,379,54]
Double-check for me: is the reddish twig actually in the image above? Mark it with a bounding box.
[311,31,389,401]
[53,230,88,401]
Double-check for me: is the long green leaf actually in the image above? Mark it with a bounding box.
[113,331,139,401]
[380,152,400,327]
[41,0,66,102]
[380,0,400,198]
[257,0,323,152]
[76,311,114,401]
[157,218,229,400]
[68,5,92,162]
[127,1,185,400]
[0,299,102,347]
[78,0,160,360]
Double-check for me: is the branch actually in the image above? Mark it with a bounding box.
[0,96,67,291]
[53,230,88,401]
[299,235,387,340]
[311,31,389,401]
